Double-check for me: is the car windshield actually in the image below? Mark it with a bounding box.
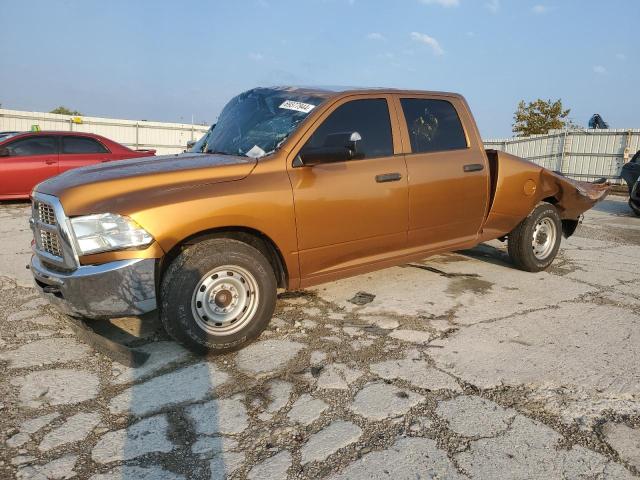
[190,87,327,158]
[0,132,20,142]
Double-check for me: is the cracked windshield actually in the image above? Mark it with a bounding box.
[191,87,328,158]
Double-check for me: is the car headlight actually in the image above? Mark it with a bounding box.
[70,213,153,255]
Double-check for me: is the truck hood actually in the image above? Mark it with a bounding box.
[36,153,257,215]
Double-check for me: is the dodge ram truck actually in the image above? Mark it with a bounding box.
[29,87,609,353]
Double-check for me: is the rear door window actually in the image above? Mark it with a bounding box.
[5,137,58,156]
[62,136,109,154]
[400,98,467,154]
[303,98,394,159]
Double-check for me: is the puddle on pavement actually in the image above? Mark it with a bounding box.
[445,276,494,297]
[429,254,469,264]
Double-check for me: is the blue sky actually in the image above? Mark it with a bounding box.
[1,0,638,137]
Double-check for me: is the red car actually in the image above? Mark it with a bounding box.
[0,131,155,199]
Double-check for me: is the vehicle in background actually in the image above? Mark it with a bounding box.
[588,113,609,129]
[29,87,609,354]
[0,131,156,200]
[0,131,21,141]
[621,150,640,216]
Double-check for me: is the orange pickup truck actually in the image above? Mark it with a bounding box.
[29,87,608,353]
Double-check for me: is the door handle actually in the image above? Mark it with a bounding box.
[376,172,402,183]
[463,163,484,173]
[45,159,56,165]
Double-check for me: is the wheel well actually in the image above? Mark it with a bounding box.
[541,196,579,237]
[160,227,288,289]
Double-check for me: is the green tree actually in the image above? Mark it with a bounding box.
[512,99,571,137]
[50,106,82,116]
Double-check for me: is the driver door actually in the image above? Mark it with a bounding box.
[287,96,408,284]
[0,135,59,197]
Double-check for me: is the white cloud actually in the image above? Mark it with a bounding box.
[485,0,500,13]
[419,0,459,7]
[366,32,385,41]
[248,52,264,61]
[410,32,444,55]
[532,4,549,14]
[616,53,626,61]
[593,65,606,74]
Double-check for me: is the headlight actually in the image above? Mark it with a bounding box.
[70,213,153,255]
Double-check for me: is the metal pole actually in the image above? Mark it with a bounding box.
[558,130,568,173]
[622,129,631,163]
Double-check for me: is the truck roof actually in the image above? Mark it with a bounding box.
[274,85,464,100]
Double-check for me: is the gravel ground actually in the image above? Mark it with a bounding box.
[0,196,639,479]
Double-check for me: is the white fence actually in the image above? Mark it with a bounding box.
[0,109,210,155]
[484,129,640,185]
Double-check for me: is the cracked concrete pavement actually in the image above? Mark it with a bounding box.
[0,196,639,479]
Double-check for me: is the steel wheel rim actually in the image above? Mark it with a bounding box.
[531,217,557,260]
[191,265,260,336]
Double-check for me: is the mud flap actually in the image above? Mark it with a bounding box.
[64,316,150,367]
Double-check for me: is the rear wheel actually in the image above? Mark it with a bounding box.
[629,199,640,217]
[160,238,277,354]
[508,203,562,272]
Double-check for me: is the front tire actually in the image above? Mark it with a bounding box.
[508,203,562,272]
[160,238,277,354]
[629,199,640,217]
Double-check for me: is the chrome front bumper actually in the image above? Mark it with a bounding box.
[31,255,157,318]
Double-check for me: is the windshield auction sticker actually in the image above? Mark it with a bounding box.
[246,145,266,158]
[279,100,315,113]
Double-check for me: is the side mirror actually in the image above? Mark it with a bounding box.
[186,140,196,150]
[296,131,363,167]
[0,147,9,157]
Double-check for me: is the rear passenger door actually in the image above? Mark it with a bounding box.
[395,96,489,250]
[59,135,111,173]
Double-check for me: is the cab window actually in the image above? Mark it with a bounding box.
[62,136,109,154]
[400,98,467,153]
[5,137,58,156]
[303,99,393,159]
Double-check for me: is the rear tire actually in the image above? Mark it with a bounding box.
[160,238,277,354]
[508,203,562,272]
[629,199,640,217]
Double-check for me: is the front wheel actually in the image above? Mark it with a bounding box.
[160,238,277,354]
[629,199,640,217]
[508,203,562,272]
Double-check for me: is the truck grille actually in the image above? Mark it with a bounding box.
[36,202,57,226]
[39,229,63,257]
[31,193,78,271]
